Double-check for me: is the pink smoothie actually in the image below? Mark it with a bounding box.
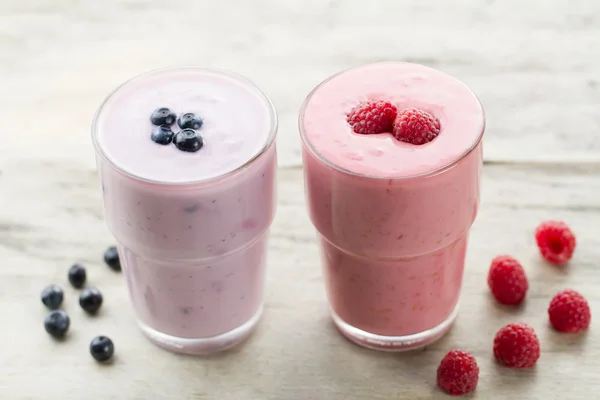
[300,62,484,350]
[93,67,277,354]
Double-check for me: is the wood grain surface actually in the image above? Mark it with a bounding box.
[0,1,598,399]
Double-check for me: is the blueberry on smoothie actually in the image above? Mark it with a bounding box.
[44,310,70,338]
[177,112,203,130]
[174,129,204,152]
[150,107,176,126]
[151,125,175,145]
[90,336,115,362]
[41,285,64,310]
[79,287,103,314]
[103,246,121,272]
[68,264,87,289]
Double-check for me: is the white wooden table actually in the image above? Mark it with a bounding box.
[1,1,599,399]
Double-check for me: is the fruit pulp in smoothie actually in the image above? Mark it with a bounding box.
[300,62,484,349]
[93,68,277,353]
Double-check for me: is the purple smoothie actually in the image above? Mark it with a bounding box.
[92,67,277,355]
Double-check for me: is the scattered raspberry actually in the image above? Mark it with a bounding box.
[436,349,479,396]
[487,255,529,305]
[346,100,397,134]
[548,289,591,333]
[493,323,540,368]
[534,220,576,265]
[392,107,441,145]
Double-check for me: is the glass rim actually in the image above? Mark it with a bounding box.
[298,61,486,181]
[91,66,278,187]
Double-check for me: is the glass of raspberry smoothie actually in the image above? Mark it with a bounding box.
[299,62,485,351]
[92,67,277,355]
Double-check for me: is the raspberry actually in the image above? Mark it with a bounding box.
[548,289,591,333]
[436,349,479,396]
[493,323,540,368]
[534,220,576,265]
[487,255,529,305]
[346,100,397,134]
[392,107,441,145]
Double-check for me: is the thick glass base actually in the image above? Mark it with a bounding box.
[331,305,458,352]
[138,307,263,355]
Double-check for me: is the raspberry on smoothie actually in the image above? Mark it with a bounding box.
[346,100,397,134]
[393,107,441,145]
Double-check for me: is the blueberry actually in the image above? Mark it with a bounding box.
[90,336,115,362]
[177,113,203,130]
[68,264,87,289]
[44,310,70,338]
[41,285,64,310]
[150,107,176,126]
[151,125,174,145]
[79,287,103,314]
[174,129,203,152]
[103,246,121,272]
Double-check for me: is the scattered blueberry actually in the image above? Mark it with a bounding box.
[150,107,176,126]
[103,246,121,272]
[79,287,103,314]
[68,264,87,289]
[44,310,70,338]
[177,112,203,130]
[41,285,64,310]
[90,336,115,362]
[174,129,203,152]
[151,125,175,145]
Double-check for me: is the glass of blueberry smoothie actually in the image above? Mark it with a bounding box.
[299,62,485,351]
[92,67,278,355]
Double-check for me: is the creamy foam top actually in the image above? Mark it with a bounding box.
[301,62,485,178]
[95,68,274,183]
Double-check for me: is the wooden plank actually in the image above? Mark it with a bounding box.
[0,159,597,399]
